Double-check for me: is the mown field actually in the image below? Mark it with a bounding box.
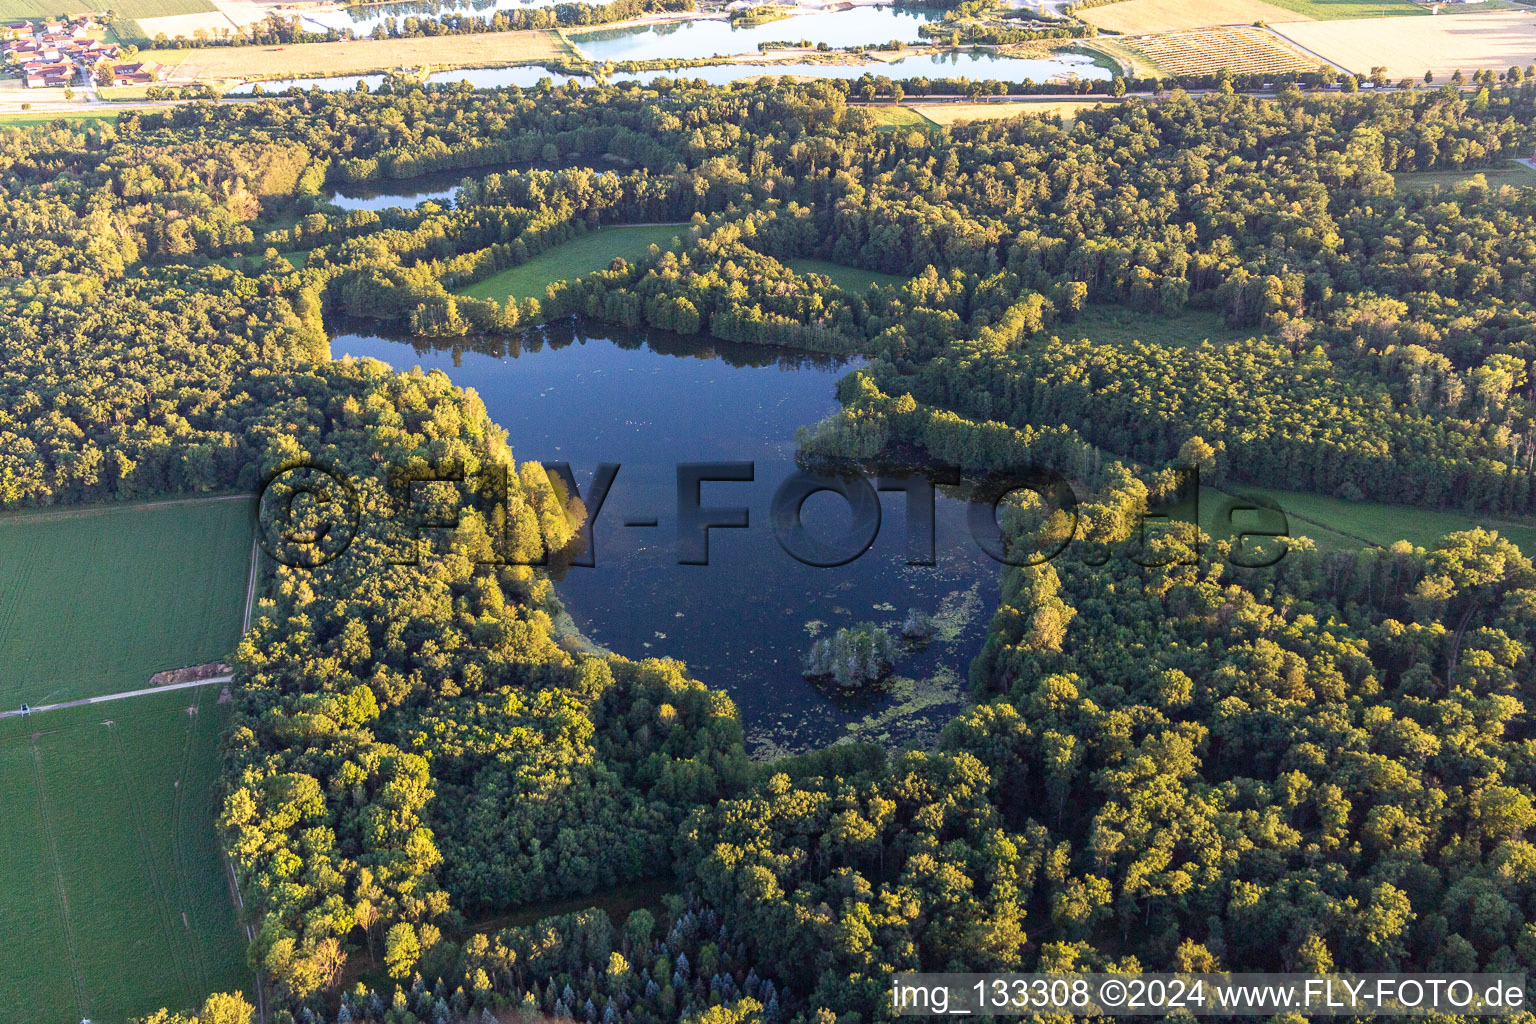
[787,257,911,291]
[1257,0,1423,18]
[1272,10,1536,77]
[861,104,932,129]
[1066,303,1257,348]
[0,685,250,1024]
[0,497,253,708]
[146,28,574,82]
[907,96,1111,125]
[1394,160,1536,191]
[1078,0,1314,35]
[1202,485,1536,555]
[456,224,688,305]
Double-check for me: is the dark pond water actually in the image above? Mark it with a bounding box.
[331,320,1001,755]
[330,165,472,210]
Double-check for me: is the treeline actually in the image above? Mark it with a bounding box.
[5,76,1536,1024]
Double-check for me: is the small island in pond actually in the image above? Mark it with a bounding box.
[803,622,898,689]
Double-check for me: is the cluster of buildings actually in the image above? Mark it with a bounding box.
[1,16,163,88]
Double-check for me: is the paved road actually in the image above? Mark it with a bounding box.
[0,676,232,721]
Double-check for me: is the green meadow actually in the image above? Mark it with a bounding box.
[1068,303,1258,349]
[1213,486,1536,556]
[0,685,250,1024]
[455,223,688,305]
[786,258,911,292]
[0,497,253,707]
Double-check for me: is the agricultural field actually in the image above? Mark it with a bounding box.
[0,108,144,124]
[907,96,1111,125]
[0,685,250,1024]
[1271,10,1536,77]
[456,224,688,305]
[1122,26,1322,76]
[1077,0,1313,35]
[0,0,211,20]
[146,28,574,83]
[786,257,911,291]
[0,497,254,709]
[1253,0,1424,18]
[1207,486,1536,554]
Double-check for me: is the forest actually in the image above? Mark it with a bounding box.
[0,71,1533,1024]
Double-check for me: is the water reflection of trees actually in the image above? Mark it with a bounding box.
[333,316,857,372]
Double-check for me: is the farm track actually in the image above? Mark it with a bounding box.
[169,687,213,997]
[0,675,233,720]
[29,740,87,1021]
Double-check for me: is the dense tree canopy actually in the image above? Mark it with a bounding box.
[2,72,1533,1024]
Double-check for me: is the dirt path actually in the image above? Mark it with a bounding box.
[0,676,232,721]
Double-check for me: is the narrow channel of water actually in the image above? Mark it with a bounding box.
[331,320,1002,754]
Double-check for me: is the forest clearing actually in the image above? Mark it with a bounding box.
[456,223,689,306]
[0,498,253,709]
[1271,9,1536,77]
[0,687,250,1023]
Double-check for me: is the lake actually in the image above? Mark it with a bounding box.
[232,47,1107,95]
[570,6,940,62]
[301,0,563,35]
[606,49,1110,85]
[331,321,1002,755]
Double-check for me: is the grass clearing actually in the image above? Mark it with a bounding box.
[1122,26,1323,76]
[147,29,574,82]
[860,104,932,129]
[0,685,250,1024]
[0,109,145,125]
[0,497,253,708]
[1394,161,1536,191]
[1079,0,1313,34]
[1064,303,1258,348]
[1207,486,1536,555]
[1271,10,1536,77]
[787,257,910,291]
[456,224,688,305]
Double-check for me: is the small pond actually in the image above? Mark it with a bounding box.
[331,320,1003,754]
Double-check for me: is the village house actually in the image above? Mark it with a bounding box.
[23,60,73,88]
[4,15,120,88]
[101,59,162,86]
